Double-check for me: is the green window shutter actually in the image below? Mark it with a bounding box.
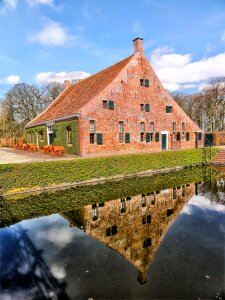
[146,133,151,143]
[155,132,160,142]
[125,133,130,143]
[166,106,172,113]
[97,133,103,145]
[145,79,149,87]
[108,100,114,110]
[145,103,150,112]
[186,132,190,141]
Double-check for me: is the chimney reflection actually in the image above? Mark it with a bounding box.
[61,183,196,284]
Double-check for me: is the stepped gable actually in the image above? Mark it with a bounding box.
[27,55,134,127]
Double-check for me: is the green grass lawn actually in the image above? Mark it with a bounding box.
[0,148,219,193]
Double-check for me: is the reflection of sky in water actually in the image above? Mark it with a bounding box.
[0,195,225,300]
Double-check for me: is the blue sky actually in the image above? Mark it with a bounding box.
[0,0,225,97]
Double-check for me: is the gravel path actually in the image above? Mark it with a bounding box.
[0,147,76,164]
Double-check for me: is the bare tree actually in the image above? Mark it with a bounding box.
[0,82,64,138]
[173,77,225,132]
[44,82,64,103]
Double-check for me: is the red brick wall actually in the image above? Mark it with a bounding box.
[214,132,225,146]
[78,52,202,156]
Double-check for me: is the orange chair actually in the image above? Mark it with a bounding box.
[51,146,66,156]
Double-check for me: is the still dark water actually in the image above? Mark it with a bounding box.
[0,168,225,300]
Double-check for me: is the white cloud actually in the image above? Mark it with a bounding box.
[150,46,225,91]
[51,263,66,279]
[5,75,20,84]
[37,227,76,247]
[5,0,17,9]
[0,0,17,13]
[181,195,225,215]
[0,75,20,84]
[26,0,55,6]
[189,195,225,213]
[180,204,193,215]
[36,71,91,84]
[28,21,75,46]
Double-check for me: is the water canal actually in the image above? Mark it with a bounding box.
[0,166,224,300]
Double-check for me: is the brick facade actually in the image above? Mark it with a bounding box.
[27,38,203,156]
[62,183,195,283]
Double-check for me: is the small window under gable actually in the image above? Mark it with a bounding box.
[182,122,186,131]
[167,208,174,217]
[102,99,114,110]
[140,79,150,87]
[145,103,150,112]
[103,100,108,109]
[108,100,114,110]
[140,79,145,86]
[145,79,150,87]
[143,238,151,248]
[166,105,172,113]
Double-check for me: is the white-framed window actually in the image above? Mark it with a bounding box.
[47,125,53,133]
[90,120,95,133]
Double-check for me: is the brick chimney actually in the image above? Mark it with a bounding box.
[133,37,143,53]
[64,80,71,89]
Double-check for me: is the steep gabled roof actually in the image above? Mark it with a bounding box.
[27,55,134,127]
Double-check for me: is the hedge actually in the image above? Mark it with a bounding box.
[0,148,219,193]
[0,166,218,228]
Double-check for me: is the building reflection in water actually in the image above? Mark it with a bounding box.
[62,183,196,284]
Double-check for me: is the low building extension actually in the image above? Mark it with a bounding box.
[26,38,203,156]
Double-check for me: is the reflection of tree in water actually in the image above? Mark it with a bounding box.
[0,224,69,300]
[201,170,225,205]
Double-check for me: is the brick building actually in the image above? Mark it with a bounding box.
[26,38,203,156]
[62,183,196,283]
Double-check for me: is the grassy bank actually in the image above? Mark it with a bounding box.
[0,166,217,227]
[0,148,219,193]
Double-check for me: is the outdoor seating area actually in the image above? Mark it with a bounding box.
[16,143,66,156]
